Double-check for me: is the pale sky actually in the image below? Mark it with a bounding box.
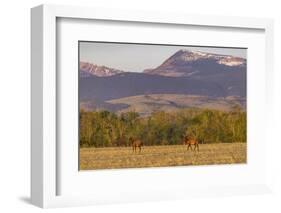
[79,41,247,73]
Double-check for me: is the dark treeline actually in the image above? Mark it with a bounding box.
[79,107,246,148]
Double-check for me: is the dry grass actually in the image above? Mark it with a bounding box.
[106,94,246,115]
[79,143,246,170]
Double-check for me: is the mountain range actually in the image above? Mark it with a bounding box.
[79,49,246,114]
[80,49,246,78]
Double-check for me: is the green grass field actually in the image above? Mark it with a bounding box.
[80,143,246,170]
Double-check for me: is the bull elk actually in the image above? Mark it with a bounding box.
[130,137,143,153]
[183,136,199,152]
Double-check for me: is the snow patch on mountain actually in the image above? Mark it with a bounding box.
[178,49,245,66]
[217,57,245,66]
[80,62,124,77]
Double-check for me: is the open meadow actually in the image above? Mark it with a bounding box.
[80,143,246,170]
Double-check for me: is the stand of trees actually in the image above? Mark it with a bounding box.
[79,108,246,148]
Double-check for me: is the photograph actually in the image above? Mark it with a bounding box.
[79,41,247,170]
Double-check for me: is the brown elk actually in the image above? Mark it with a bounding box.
[130,137,143,153]
[183,136,199,152]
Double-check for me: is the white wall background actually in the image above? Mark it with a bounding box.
[0,0,280,212]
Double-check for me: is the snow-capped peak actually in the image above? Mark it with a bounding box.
[176,49,245,66]
[80,62,124,77]
[177,49,209,61]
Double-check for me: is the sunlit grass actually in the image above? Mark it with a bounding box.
[80,143,246,170]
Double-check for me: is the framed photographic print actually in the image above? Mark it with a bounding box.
[31,4,274,208]
[78,41,247,170]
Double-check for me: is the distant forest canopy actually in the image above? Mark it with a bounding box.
[79,107,246,148]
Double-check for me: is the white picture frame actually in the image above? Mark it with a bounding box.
[31,4,274,208]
